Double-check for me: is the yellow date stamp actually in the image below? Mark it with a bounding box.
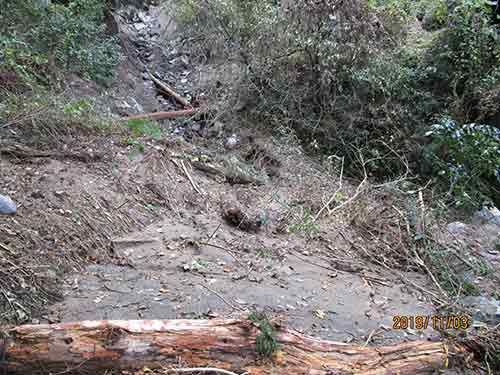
[392,315,471,330]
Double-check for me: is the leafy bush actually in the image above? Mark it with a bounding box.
[0,0,121,86]
[125,119,163,140]
[423,0,500,122]
[424,117,500,208]
[0,36,50,86]
[419,0,449,30]
[178,0,401,171]
[177,0,499,204]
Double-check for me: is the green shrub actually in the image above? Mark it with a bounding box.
[424,117,500,208]
[0,0,121,86]
[176,0,500,204]
[125,119,163,140]
[421,0,449,30]
[0,36,49,86]
[423,0,500,122]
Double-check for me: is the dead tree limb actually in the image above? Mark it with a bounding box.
[124,108,203,121]
[0,319,450,374]
[149,73,192,108]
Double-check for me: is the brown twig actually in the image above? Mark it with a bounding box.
[199,284,246,312]
[165,368,246,375]
[200,241,245,268]
[181,160,204,195]
[124,108,203,121]
[314,156,344,221]
[171,159,204,195]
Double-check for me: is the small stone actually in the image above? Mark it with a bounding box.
[447,221,467,233]
[459,296,500,324]
[474,206,500,226]
[31,190,44,199]
[224,134,240,150]
[179,55,189,66]
[134,22,147,31]
[0,194,16,215]
[191,123,201,132]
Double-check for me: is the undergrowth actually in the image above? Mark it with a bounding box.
[176,0,500,209]
[0,0,121,86]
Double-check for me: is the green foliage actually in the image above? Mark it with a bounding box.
[288,208,319,235]
[1,91,115,148]
[420,0,449,30]
[423,0,500,121]
[368,0,416,20]
[177,0,499,208]
[0,36,49,85]
[0,0,121,86]
[424,118,500,208]
[63,98,94,116]
[124,119,163,140]
[248,312,280,358]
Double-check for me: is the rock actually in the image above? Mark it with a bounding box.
[179,55,190,66]
[191,123,201,133]
[206,121,224,138]
[459,296,500,324]
[31,190,44,199]
[224,134,240,150]
[474,206,500,226]
[496,238,500,251]
[0,194,16,215]
[446,222,467,233]
[134,22,147,31]
[222,204,262,233]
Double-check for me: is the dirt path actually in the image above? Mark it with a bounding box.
[47,213,437,345]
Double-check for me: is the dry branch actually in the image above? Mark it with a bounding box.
[0,319,450,374]
[149,73,192,108]
[124,108,203,121]
[171,159,205,195]
[0,142,102,162]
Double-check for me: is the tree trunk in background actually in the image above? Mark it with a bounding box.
[1,319,449,374]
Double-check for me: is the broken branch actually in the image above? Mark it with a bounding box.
[149,73,192,108]
[124,108,203,121]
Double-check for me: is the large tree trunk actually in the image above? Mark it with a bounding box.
[0,319,448,374]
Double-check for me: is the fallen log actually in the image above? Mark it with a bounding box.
[149,73,192,108]
[124,108,203,121]
[0,319,449,374]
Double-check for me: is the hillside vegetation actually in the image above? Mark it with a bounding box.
[1,0,499,209]
[176,0,500,210]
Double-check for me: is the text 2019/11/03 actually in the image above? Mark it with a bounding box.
[392,315,471,330]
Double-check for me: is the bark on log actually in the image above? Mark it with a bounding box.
[0,319,448,374]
